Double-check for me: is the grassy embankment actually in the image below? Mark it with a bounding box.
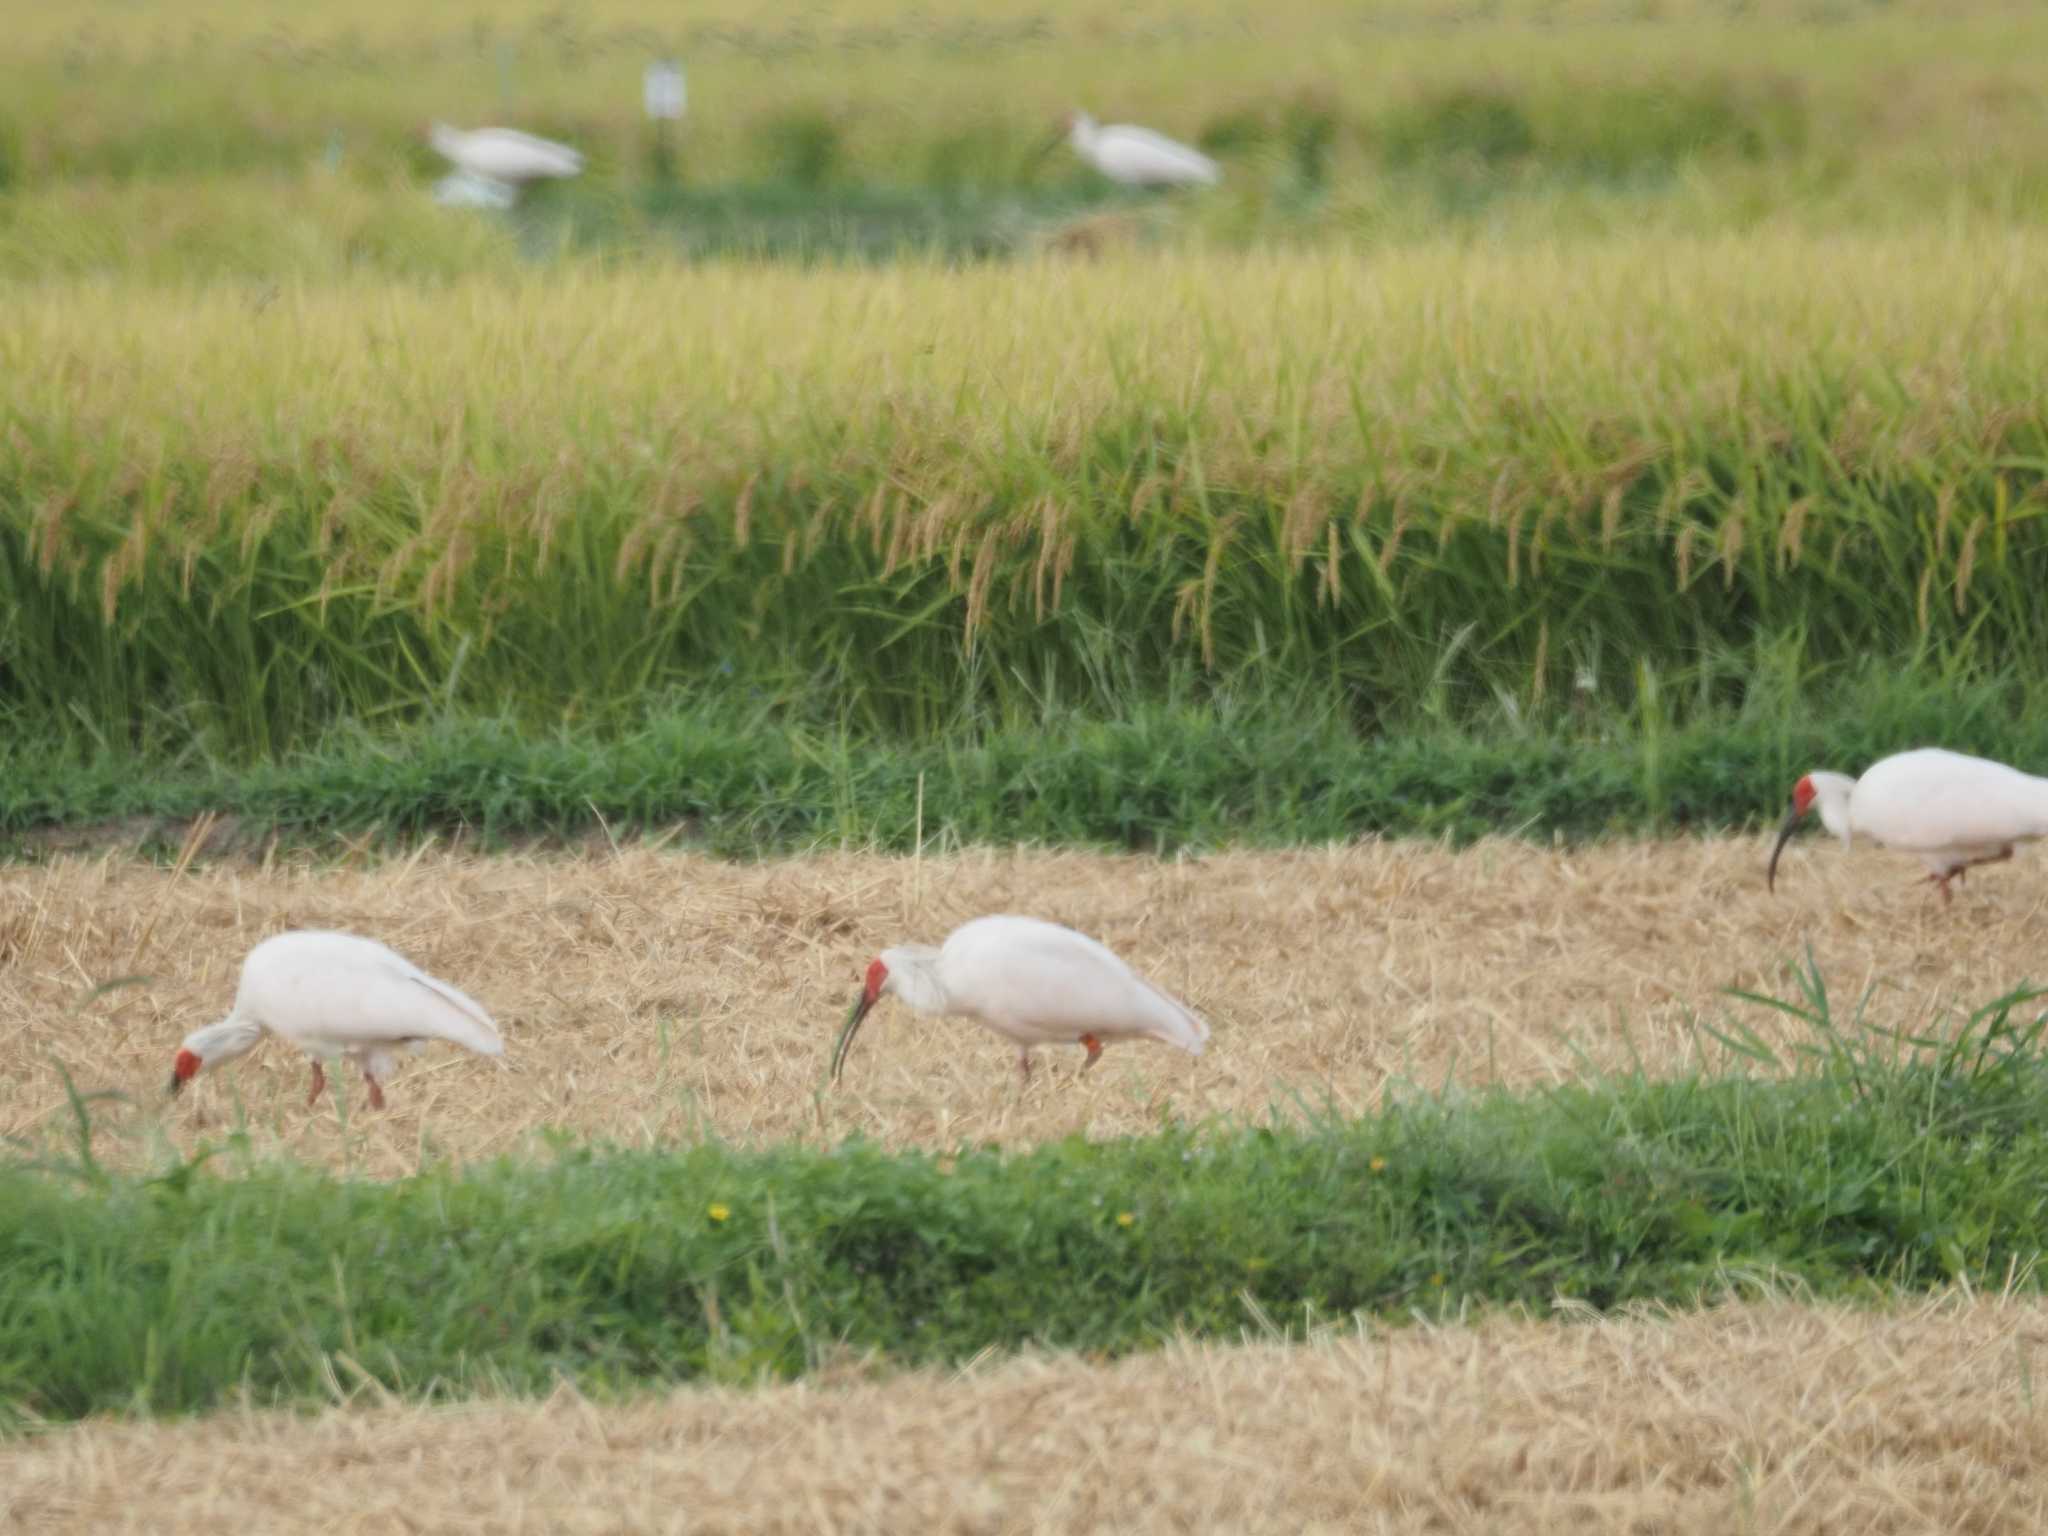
[5,963,2047,1424]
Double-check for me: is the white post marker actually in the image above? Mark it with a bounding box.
[644,59,686,121]
[644,58,685,182]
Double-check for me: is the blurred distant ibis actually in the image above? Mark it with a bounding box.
[1767,747,2048,902]
[169,931,505,1110]
[1052,111,1220,188]
[830,914,1210,1082]
[427,123,583,204]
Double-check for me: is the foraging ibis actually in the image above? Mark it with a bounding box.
[1767,747,2048,902]
[829,914,1210,1083]
[426,123,583,203]
[1053,111,1220,189]
[168,931,504,1110]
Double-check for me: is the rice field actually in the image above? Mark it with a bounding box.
[11,0,2048,1516]
[5,838,2043,1178]
[6,232,2047,752]
[8,0,2024,204]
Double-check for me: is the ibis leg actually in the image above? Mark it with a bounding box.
[1017,1050,1033,1081]
[1080,1033,1104,1070]
[364,1075,387,1111]
[1929,848,2013,903]
[306,1060,327,1108]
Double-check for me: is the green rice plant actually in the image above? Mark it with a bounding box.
[1,231,2044,758]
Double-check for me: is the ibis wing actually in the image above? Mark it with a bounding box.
[467,129,583,179]
[1857,750,2048,852]
[946,916,1209,1053]
[240,934,503,1057]
[1099,126,1219,185]
[403,972,505,1055]
[304,966,502,1055]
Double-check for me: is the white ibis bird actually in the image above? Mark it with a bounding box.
[426,123,583,204]
[168,931,505,1110]
[830,914,1210,1083]
[1767,747,2048,902]
[1053,111,1220,189]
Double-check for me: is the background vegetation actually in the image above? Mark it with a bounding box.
[5,0,2042,254]
[4,0,2043,843]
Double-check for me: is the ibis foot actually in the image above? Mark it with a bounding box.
[306,1060,327,1107]
[1927,847,2014,904]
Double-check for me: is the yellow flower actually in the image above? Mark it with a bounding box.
[707,1203,731,1223]
[1247,1257,1269,1272]
[1369,1157,1387,1173]
[1116,1211,1136,1227]
[1428,1272,1445,1287]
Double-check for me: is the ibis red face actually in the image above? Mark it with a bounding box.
[167,1048,202,1097]
[1766,774,1818,892]
[829,958,889,1084]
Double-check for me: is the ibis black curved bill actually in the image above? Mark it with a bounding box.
[829,992,876,1085]
[1766,802,1805,892]
[166,1072,184,1097]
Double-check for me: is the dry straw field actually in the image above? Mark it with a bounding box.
[6,1288,2045,1534]
[3,835,2042,1177]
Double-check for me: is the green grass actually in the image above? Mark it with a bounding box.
[6,664,2048,855]
[7,960,2048,1425]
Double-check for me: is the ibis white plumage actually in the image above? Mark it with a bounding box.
[168,931,505,1110]
[829,914,1210,1082]
[426,123,583,204]
[1767,747,2048,902]
[1055,111,1220,189]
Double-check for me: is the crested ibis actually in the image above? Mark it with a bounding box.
[1051,111,1220,189]
[1767,747,2048,902]
[168,931,505,1110]
[830,914,1210,1083]
[425,123,583,204]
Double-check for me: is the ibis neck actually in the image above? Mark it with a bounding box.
[1809,772,1858,844]
[185,1015,265,1068]
[882,946,950,1016]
